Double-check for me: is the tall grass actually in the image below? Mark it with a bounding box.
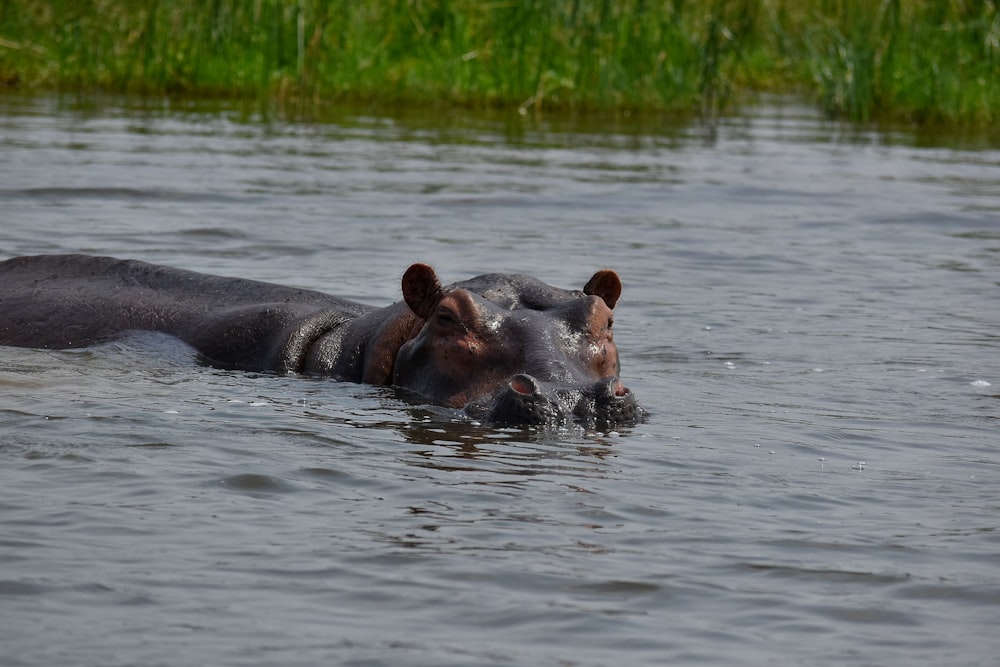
[797,0,999,124]
[0,0,996,124]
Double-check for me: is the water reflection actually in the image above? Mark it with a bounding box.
[10,89,996,152]
[301,397,622,475]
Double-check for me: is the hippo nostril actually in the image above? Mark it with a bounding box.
[595,377,631,401]
[509,374,539,396]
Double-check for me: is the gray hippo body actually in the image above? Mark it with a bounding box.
[0,254,642,427]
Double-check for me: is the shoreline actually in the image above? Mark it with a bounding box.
[1,0,996,128]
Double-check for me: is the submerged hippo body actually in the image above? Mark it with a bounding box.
[0,254,642,427]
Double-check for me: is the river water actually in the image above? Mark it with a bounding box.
[1,93,998,666]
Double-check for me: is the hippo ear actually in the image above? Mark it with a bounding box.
[402,263,443,319]
[584,270,622,309]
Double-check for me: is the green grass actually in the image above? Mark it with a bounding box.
[0,0,996,125]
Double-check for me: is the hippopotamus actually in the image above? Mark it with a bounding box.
[0,254,643,428]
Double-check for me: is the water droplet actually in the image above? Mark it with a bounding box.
[970,380,991,387]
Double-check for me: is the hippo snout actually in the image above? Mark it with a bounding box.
[474,374,566,426]
[466,373,643,429]
[577,376,643,427]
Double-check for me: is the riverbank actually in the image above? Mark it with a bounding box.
[1,0,996,125]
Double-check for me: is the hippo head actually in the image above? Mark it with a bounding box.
[389,264,643,429]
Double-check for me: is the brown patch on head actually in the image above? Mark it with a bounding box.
[392,286,513,407]
[583,270,622,309]
[430,289,482,335]
[582,295,620,379]
[361,305,423,386]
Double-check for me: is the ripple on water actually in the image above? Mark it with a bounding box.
[218,473,299,494]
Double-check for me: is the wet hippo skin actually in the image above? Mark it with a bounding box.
[0,254,643,428]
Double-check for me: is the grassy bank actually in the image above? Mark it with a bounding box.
[0,1,996,125]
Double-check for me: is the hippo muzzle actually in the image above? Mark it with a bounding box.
[465,373,644,429]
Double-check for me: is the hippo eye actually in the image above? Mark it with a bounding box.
[436,306,463,330]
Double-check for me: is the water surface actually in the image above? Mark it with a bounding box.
[1,93,998,666]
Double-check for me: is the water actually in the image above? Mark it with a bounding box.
[1,93,998,666]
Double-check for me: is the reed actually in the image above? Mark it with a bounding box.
[795,0,999,124]
[0,0,996,125]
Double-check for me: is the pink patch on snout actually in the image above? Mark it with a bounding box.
[613,380,630,397]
